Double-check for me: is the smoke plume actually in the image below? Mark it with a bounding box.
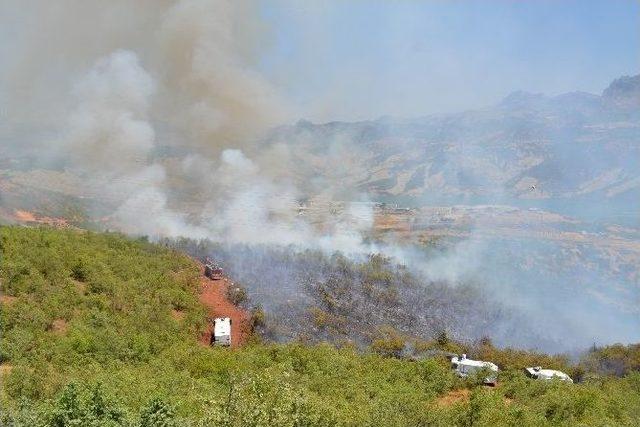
[1,0,637,353]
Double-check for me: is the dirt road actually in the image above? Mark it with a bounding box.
[197,264,251,348]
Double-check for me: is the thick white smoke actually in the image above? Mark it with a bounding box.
[0,0,376,253]
[51,39,375,252]
[4,0,633,353]
[66,50,155,177]
[62,49,209,238]
[156,0,291,147]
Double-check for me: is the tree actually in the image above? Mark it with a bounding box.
[139,398,176,427]
[436,330,450,347]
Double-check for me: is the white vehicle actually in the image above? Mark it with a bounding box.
[450,354,499,385]
[524,367,573,383]
[212,317,231,346]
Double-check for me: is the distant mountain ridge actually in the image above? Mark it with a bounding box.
[266,74,640,220]
[602,74,640,109]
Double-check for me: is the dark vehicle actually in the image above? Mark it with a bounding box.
[204,257,223,280]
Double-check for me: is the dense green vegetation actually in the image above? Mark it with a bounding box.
[581,343,640,378]
[1,226,639,426]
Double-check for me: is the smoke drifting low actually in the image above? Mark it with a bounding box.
[2,1,636,353]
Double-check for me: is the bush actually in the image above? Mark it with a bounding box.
[49,382,126,427]
[226,285,248,307]
[139,398,176,427]
[2,227,640,426]
[371,325,405,358]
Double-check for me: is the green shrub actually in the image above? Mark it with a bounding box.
[139,397,176,427]
[2,227,639,426]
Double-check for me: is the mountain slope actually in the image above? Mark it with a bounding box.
[266,75,640,213]
[1,227,640,426]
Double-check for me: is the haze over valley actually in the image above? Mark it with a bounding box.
[0,0,638,354]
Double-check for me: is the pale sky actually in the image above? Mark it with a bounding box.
[259,0,640,121]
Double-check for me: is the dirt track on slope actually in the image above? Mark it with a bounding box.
[197,264,251,348]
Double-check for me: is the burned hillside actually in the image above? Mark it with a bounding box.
[165,238,563,352]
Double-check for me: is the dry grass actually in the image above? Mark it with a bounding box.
[435,389,471,406]
[50,318,68,335]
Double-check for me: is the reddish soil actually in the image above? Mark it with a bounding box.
[435,387,512,407]
[0,364,13,376]
[50,318,68,335]
[13,209,37,222]
[171,309,185,321]
[71,279,87,295]
[12,209,70,227]
[435,389,471,406]
[197,264,251,348]
[0,295,17,305]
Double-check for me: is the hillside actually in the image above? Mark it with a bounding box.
[265,75,640,210]
[250,75,640,349]
[1,226,640,426]
[1,76,638,353]
[168,230,640,353]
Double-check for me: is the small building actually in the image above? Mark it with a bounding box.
[450,354,499,385]
[211,317,231,346]
[524,367,573,383]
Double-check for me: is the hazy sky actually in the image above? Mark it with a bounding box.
[259,0,640,121]
[0,1,637,126]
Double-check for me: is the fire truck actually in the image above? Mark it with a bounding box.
[204,257,223,280]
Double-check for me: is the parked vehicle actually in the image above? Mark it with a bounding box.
[211,317,231,346]
[204,257,223,280]
[524,367,573,383]
[450,354,499,385]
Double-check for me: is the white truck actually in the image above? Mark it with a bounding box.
[450,354,499,385]
[524,367,573,383]
[212,317,231,346]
